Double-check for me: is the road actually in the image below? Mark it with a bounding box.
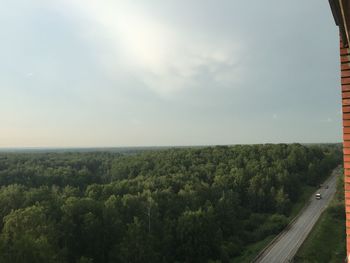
[254,166,341,263]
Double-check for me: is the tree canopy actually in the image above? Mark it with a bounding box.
[0,144,342,262]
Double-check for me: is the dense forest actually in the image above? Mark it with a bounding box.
[0,144,342,263]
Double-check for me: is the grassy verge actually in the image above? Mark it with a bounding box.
[230,235,275,263]
[231,185,318,263]
[288,185,317,220]
[294,173,346,263]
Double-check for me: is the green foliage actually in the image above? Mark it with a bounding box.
[0,205,59,263]
[0,144,342,262]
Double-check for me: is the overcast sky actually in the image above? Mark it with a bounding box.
[0,0,343,147]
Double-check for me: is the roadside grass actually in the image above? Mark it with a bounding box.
[294,173,346,263]
[288,185,317,220]
[231,185,318,263]
[230,235,275,263]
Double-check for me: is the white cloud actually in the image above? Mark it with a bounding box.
[57,1,244,97]
[320,117,333,123]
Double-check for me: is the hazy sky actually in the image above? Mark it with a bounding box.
[0,0,342,147]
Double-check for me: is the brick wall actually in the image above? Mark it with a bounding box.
[340,36,350,257]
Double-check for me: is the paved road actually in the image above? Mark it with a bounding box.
[254,166,341,263]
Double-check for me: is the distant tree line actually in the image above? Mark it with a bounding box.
[0,144,342,263]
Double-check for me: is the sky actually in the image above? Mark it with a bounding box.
[0,0,343,147]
